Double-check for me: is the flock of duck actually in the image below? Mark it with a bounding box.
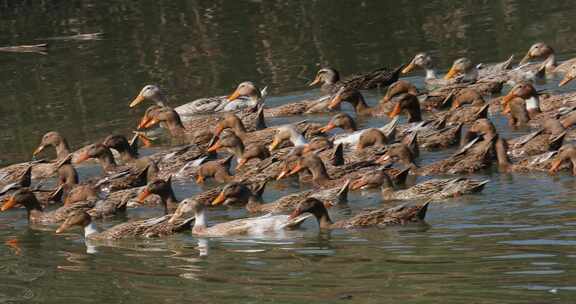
[2,42,576,246]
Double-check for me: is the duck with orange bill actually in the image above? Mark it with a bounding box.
[519,42,576,76]
[318,112,397,150]
[288,197,429,230]
[206,131,270,171]
[135,177,181,215]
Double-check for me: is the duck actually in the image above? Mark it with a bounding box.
[277,153,377,189]
[129,82,265,117]
[101,133,159,179]
[136,177,180,214]
[206,131,270,170]
[167,199,311,237]
[50,154,98,206]
[55,210,193,240]
[379,176,489,201]
[519,42,576,75]
[194,155,234,184]
[289,197,429,229]
[32,131,73,161]
[548,144,576,176]
[327,87,388,117]
[495,139,572,175]
[402,52,513,85]
[436,89,490,125]
[0,188,97,224]
[75,144,153,192]
[318,113,390,150]
[210,180,350,214]
[505,119,566,158]
[309,65,404,92]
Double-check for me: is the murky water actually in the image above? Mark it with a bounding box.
[1,1,576,303]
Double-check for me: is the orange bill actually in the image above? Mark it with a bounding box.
[328,92,343,110]
[319,123,336,133]
[401,62,416,74]
[236,158,247,169]
[75,151,91,164]
[129,94,145,108]
[137,133,153,147]
[206,141,221,153]
[195,174,205,184]
[55,221,72,234]
[548,159,562,175]
[214,124,225,137]
[444,66,459,80]
[32,145,45,156]
[227,89,241,101]
[211,191,226,206]
[388,102,402,118]
[137,188,151,203]
[308,74,322,87]
[268,138,281,152]
[287,163,303,176]
[1,197,18,212]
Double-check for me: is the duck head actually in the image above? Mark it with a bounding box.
[56,211,92,234]
[214,113,247,137]
[402,53,434,74]
[444,57,476,81]
[33,131,70,159]
[549,145,576,175]
[381,80,418,104]
[319,113,357,133]
[269,125,307,151]
[130,84,166,108]
[309,68,340,86]
[289,197,332,229]
[1,188,41,213]
[211,182,254,206]
[520,42,554,65]
[227,81,261,101]
[501,83,539,114]
[388,93,422,122]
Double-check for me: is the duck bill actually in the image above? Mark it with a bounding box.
[328,93,343,110]
[137,189,152,203]
[129,94,145,108]
[559,74,575,87]
[548,159,563,175]
[214,124,225,137]
[32,145,45,156]
[75,151,91,164]
[168,207,184,224]
[211,191,226,206]
[287,163,302,176]
[55,222,72,234]
[443,66,459,80]
[268,138,281,152]
[501,92,516,114]
[388,102,402,118]
[319,123,336,133]
[276,169,289,180]
[227,89,241,101]
[206,142,221,153]
[401,62,416,74]
[308,74,322,87]
[137,115,152,130]
[1,197,17,212]
[195,174,205,184]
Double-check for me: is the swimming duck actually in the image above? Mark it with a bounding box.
[289,197,429,229]
[402,52,513,85]
[194,155,234,184]
[33,131,72,161]
[318,113,390,150]
[136,177,180,215]
[519,42,576,75]
[310,65,403,92]
[327,87,388,117]
[1,188,96,224]
[505,120,566,158]
[211,180,349,214]
[55,210,193,240]
[167,199,311,237]
[206,131,270,170]
[379,177,489,201]
[129,82,265,117]
[277,153,377,189]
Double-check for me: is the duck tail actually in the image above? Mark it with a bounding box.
[471,180,490,193]
[393,167,410,187]
[416,201,430,221]
[255,104,267,130]
[330,143,345,166]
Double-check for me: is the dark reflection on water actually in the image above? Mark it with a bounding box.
[1,0,576,303]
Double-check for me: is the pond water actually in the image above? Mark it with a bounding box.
[1,1,576,303]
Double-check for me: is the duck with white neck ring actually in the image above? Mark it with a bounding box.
[167,199,311,237]
[519,42,576,76]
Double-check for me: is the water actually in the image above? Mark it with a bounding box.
[1,1,576,303]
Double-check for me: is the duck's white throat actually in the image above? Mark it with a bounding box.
[84,222,99,238]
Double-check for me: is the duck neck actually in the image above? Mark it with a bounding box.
[546,53,557,69]
[407,105,422,123]
[353,95,372,115]
[525,96,541,117]
[310,163,331,186]
[313,208,333,229]
[425,68,437,80]
[290,133,308,147]
[246,195,264,212]
[55,140,71,160]
[97,152,117,172]
[83,222,99,238]
[192,209,207,234]
[495,137,510,167]
[24,198,44,222]
[229,144,245,160]
[161,189,179,215]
